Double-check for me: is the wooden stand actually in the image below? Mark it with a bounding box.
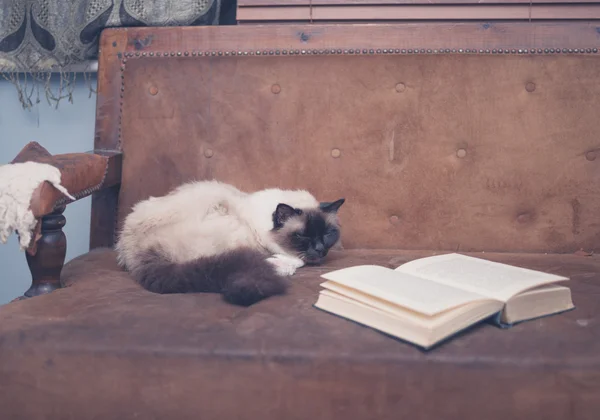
[24,206,67,298]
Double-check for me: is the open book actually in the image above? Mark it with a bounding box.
[314,253,574,349]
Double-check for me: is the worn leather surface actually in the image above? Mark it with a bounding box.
[117,54,600,253]
[11,142,109,218]
[0,249,598,419]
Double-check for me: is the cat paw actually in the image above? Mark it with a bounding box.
[266,257,297,276]
[272,254,305,268]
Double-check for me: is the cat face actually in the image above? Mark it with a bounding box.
[271,198,345,265]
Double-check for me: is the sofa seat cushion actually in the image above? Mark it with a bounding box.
[1,249,599,419]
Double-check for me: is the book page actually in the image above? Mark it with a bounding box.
[396,254,568,302]
[320,265,490,316]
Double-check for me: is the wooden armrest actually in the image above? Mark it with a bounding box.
[8,142,123,299]
[10,142,122,218]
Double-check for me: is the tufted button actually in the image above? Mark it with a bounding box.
[331,148,341,158]
[148,86,159,95]
[586,151,597,161]
[456,148,467,158]
[525,82,536,92]
[389,215,400,225]
[271,84,281,94]
[204,148,214,158]
[395,83,406,93]
[517,212,531,223]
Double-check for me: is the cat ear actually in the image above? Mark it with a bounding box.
[319,198,345,213]
[273,203,302,229]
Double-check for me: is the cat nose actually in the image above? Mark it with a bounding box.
[314,242,325,255]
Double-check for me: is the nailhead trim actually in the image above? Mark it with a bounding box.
[121,47,599,59]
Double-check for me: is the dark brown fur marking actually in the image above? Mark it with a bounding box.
[131,248,289,306]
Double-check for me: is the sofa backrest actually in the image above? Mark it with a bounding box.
[93,23,600,253]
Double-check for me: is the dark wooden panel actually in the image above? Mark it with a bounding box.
[90,185,120,249]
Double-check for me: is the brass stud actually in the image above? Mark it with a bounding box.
[459,49,464,53]
[377,49,382,53]
[271,84,281,94]
[156,52,161,56]
[395,49,400,53]
[170,52,175,56]
[149,86,158,95]
[204,148,214,158]
[149,52,154,56]
[211,51,216,56]
[586,48,592,53]
[395,83,406,93]
[177,52,182,56]
[184,51,189,56]
[594,48,598,53]
[525,82,536,92]
[407,49,413,53]
[389,215,400,225]
[331,148,341,158]
[586,151,597,161]
[456,148,467,158]
[135,52,140,57]
[401,49,406,54]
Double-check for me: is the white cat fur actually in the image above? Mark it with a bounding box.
[116,180,319,276]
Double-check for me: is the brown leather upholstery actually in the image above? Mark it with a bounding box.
[114,28,600,254]
[9,142,110,253]
[0,249,598,419]
[11,142,109,218]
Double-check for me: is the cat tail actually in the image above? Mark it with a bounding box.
[130,247,290,306]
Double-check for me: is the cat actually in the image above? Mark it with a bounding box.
[115,180,345,306]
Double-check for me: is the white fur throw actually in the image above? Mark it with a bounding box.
[0,162,75,250]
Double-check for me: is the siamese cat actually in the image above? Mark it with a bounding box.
[115,180,345,306]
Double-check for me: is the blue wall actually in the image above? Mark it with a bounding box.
[0,75,97,304]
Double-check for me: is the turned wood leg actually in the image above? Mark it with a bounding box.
[24,206,67,298]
